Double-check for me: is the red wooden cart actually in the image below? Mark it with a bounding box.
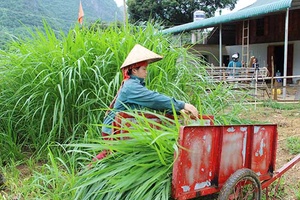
[113,112,300,200]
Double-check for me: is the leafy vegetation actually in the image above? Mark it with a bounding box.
[74,112,178,200]
[262,100,300,110]
[0,20,246,160]
[286,137,300,155]
[127,0,238,26]
[0,19,297,199]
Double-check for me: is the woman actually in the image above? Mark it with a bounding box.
[250,56,259,68]
[96,44,198,160]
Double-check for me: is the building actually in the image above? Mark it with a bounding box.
[162,0,300,87]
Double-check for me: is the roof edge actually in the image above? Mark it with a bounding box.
[162,0,292,34]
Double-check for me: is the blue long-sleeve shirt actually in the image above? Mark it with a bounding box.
[227,60,242,76]
[102,75,185,134]
[228,60,242,68]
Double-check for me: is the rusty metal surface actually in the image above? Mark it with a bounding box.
[172,124,277,200]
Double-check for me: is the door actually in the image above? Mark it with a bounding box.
[267,44,294,83]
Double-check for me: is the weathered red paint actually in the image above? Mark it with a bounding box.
[172,124,278,200]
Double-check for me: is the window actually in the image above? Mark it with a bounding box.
[256,18,264,36]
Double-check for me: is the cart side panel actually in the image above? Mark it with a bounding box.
[172,124,278,200]
[113,112,163,135]
[251,125,277,180]
[172,126,221,200]
[218,125,250,184]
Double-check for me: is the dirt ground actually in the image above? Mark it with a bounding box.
[241,104,300,199]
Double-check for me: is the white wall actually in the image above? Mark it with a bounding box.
[190,45,228,66]
[225,44,268,67]
[293,41,300,83]
[226,42,300,83]
[193,41,300,83]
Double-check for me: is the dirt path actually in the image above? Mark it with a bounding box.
[241,105,300,199]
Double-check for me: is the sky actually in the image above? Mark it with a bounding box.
[219,0,256,15]
[114,0,257,15]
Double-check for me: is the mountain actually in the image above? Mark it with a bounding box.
[0,0,124,48]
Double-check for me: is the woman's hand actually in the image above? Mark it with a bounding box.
[182,103,199,118]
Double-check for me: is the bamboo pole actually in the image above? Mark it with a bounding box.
[123,0,127,27]
[271,56,274,90]
[274,81,278,100]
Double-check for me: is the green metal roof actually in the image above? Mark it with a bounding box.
[162,0,293,34]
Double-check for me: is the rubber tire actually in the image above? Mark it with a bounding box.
[218,168,261,200]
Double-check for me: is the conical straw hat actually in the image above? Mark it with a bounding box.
[120,44,163,69]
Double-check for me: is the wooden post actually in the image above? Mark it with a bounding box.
[274,80,278,100]
[271,56,274,90]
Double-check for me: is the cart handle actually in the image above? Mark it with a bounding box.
[261,153,300,189]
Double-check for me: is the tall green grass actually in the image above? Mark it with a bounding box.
[0,21,251,199]
[0,147,77,199]
[0,21,245,160]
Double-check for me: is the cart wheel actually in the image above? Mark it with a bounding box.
[218,168,261,200]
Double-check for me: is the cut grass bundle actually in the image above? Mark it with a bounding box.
[74,111,180,200]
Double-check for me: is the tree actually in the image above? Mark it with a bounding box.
[127,0,238,27]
